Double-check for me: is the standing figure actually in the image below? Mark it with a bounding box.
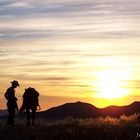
[20,87,40,127]
[4,80,19,126]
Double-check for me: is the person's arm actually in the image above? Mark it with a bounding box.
[14,100,18,111]
[37,97,41,110]
[36,91,41,110]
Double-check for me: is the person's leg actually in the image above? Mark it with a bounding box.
[32,109,36,126]
[26,109,30,127]
[7,103,11,125]
[7,107,15,126]
[7,113,11,125]
[10,110,15,126]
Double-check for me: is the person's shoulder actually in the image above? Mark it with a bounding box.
[7,87,14,92]
[6,87,11,91]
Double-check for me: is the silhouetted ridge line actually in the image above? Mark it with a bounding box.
[37,101,140,120]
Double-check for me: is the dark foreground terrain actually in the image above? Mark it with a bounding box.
[0,114,140,140]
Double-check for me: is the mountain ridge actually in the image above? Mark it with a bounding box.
[37,101,140,119]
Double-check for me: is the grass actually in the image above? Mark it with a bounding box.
[0,114,140,140]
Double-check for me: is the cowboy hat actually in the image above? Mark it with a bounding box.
[11,80,20,86]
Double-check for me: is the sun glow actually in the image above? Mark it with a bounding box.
[93,70,130,100]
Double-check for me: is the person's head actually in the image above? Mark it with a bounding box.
[11,80,20,88]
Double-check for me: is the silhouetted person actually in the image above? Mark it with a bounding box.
[19,87,40,127]
[4,80,19,126]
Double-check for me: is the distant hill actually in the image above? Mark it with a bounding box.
[101,101,140,117]
[0,109,8,117]
[38,101,101,119]
[38,101,140,119]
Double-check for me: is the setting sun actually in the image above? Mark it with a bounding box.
[94,70,130,100]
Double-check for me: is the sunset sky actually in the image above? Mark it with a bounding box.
[0,0,140,110]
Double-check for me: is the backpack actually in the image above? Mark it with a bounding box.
[21,87,39,111]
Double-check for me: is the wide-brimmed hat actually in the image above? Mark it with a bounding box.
[11,80,20,86]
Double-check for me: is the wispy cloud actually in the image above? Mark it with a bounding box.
[0,0,139,40]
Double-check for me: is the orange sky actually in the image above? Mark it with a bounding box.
[0,0,140,110]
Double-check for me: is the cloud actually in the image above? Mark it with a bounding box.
[0,0,139,16]
[0,0,139,40]
[5,2,32,8]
